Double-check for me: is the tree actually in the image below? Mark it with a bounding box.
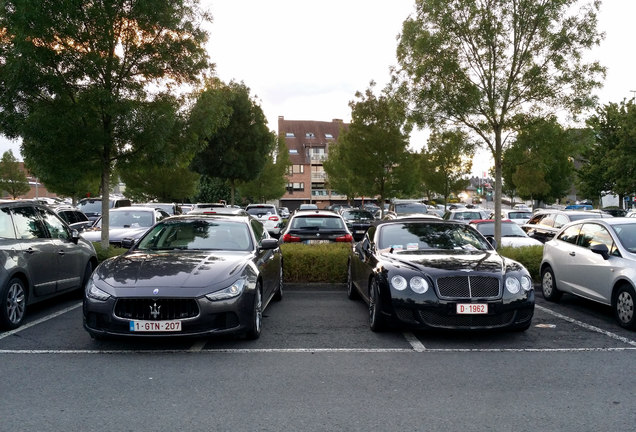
[239,135,290,203]
[503,116,579,205]
[0,150,30,198]
[420,129,474,208]
[396,0,605,244]
[190,80,275,205]
[323,140,363,204]
[332,82,417,217]
[579,100,636,204]
[119,165,199,203]
[0,0,211,248]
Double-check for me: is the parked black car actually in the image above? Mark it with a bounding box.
[280,210,353,244]
[0,200,97,329]
[54,206,94,232]
[522,209,612,243]
[83,214,282,339]
[347,218,534,332]
[340,209,374,241]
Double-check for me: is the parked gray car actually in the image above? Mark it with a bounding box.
[540,218,636,329]
[0,200,97,329]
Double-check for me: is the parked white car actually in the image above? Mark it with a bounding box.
[470,220,543,248]
[540,218,636,329]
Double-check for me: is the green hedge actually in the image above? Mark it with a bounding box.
[92,242,128,263]
[498,245,543,283]
[281,243,351,283]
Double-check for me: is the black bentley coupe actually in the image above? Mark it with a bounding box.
[83,214,282,339]
[347,217,534,332]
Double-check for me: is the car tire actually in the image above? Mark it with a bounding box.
[273,264,283,302]
[369,279,386,332]
[245,284,262,340]
[346,260,358,300]
[0,277,27,330]
[541,266,562,302]
[613,284,636,330]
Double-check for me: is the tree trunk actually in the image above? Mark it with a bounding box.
[494,128,503,247]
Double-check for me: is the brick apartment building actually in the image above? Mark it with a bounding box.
[278,116,349,211]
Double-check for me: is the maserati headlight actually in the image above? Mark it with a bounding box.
[410,276,429,294]
[391,275,408,291]
[505,277,521,294]
[206,279,246,301]
[86,279,110,301]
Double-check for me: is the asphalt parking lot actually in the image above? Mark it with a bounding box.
[1,283,635,353]
[1,284,634,432]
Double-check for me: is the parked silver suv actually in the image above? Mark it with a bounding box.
[245,204,282,238]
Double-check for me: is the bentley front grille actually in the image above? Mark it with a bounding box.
[436,276,500,299]
[114,298,199,320]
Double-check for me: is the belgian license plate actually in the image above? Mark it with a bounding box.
[129,320,182,332]
[456,304,488,314]
[306,239,330,244]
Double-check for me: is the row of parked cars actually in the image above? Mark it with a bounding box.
[2,197,634,340]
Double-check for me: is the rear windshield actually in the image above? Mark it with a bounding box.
[247,207,276,217]
[290,215,345,230]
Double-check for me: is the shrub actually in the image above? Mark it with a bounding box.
[498,245,543,282]
[281,243,351,283]
[92,242,128,263]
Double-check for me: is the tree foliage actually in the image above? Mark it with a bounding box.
[0,150,30,198]
[420,129,474,208]
[579,101,636,202]
[189,80,275,205]
[0,0,211,247]
[396,0,605,243]
[239,135,290,203]
[502,116,579,204]
[326,82,417,215]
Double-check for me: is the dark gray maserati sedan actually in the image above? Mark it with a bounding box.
[83,214,282,340]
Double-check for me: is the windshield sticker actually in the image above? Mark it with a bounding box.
[391,244,404,251]
[406,243,419,251]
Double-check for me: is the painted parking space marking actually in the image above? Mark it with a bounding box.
[0,302,82,341]
[535,304,636,347]
[0,346,634,355]
[403,332,426,352]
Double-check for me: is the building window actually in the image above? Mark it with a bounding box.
[325,133,333,139]
[287,164,305,175]
[287,182,304,191]
[305,132,315,138]
[289,149,298,154]
[286,132,295,137]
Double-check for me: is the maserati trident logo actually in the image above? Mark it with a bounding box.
[149,303,161,319]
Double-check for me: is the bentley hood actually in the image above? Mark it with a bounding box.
[381,249,517,276]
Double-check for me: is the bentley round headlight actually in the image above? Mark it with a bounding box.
[410,276,428,294]
[520,275,532,291]
[391,275,408,291]
[505,277,521,294]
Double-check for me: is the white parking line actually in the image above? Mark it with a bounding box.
[0,302,82,341]
[403,332,426,352]
[0,347,634,354]
[535,304,636,347]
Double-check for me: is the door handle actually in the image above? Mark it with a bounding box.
[569,252,576,256]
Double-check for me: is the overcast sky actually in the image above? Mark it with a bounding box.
[2,0,635,175]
